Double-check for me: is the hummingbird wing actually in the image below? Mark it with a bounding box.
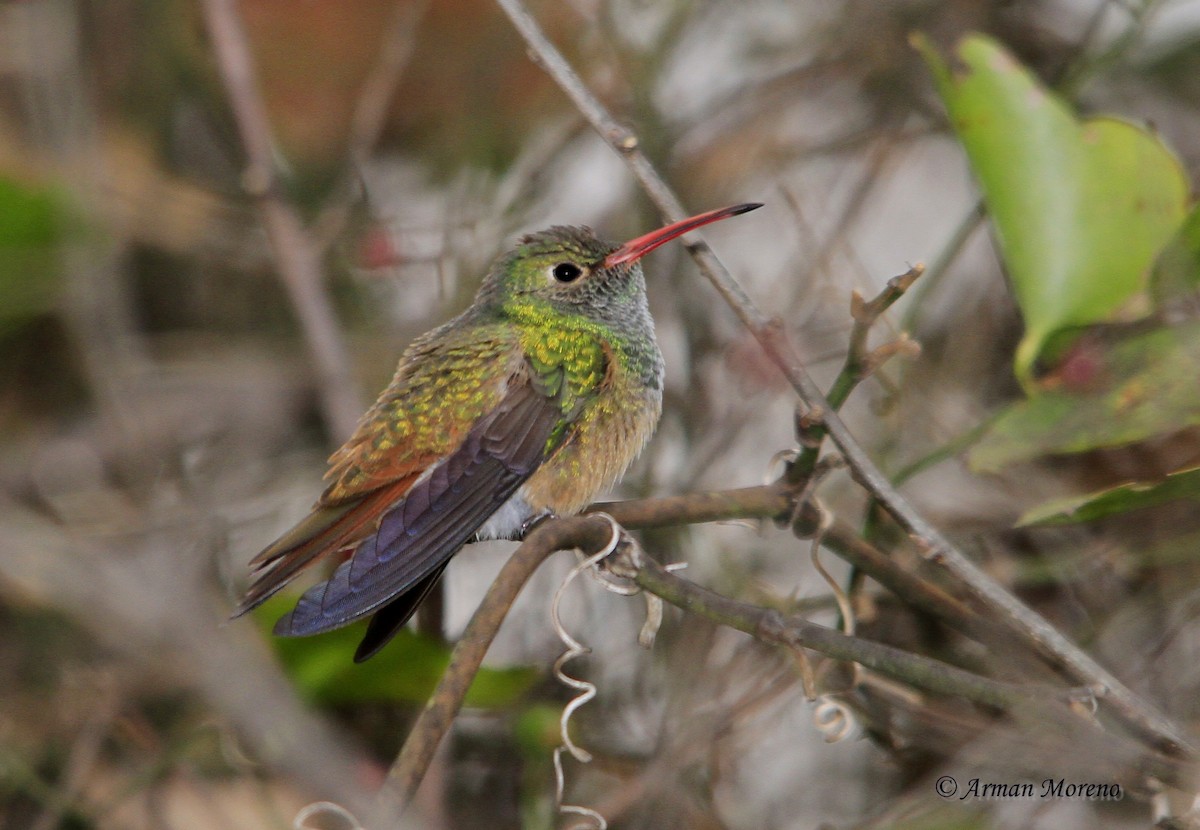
[271,367,564,638]
[233,477,426,615]
[234,323,529,616]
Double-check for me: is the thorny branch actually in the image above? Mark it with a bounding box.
[201,0,364,439]
[492,0,1195,757]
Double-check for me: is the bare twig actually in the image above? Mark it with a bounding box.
[620,553,1194,789]
[899,197,986,333]
[200,0,364,439]
[592,487,981,641]
[372,515,617,823]
[29,677,116,830]
[0,498,375,816]
[591,483,789,529]
[791,264,923,485]
[624,549,1032,712]
[492,0,1195,756]
[312,0,425,249]
[347,2,424,167]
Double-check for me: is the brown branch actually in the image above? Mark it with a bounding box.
[618,553,1194,789]
[591,487,978,633]
[312,1,425,250]
[492,0,1195,758]
[369,484,1192,819]
[347,2,423,167]
[200,0,364,440]
[899,198,986,332]
[591,484,788,529]
[371,515,617,823]
[625,553,1034,710]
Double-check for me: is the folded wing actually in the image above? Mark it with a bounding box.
[273,369,563,637]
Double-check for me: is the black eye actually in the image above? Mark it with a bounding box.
[552,262,582,283]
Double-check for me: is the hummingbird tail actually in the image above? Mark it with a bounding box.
[352,564,448,662]
[232,476,419,618]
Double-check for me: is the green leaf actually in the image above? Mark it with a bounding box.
[916,34,1189,386]
[1151,202,1200,304]
[252,595,539,708]
[1018,465,1200,526]
[0,176,72,334]
[513,703,564,757]
[968,321,1200,472]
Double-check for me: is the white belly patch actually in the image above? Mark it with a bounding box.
[475,491,535,541]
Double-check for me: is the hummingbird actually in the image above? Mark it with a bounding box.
[235,202,761,662]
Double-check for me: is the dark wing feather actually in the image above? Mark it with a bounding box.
[351,564,447,663]
[233,477,418,616]
[274,371,562,638]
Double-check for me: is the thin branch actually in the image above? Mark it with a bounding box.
[347,2,424,167]
[372,515,617,823]
[590,488,982,641]
[791,264,923,485]
[591,484,789,529]
[618,553,1194,789]
[492,0,1195,757]
[1057,0,1168,97]
[312,0,425,249]
[899,197,986,333]
[201,0,364,439]
[30,678,116,830]
[625,552,1032,710]
[832,267,923,406]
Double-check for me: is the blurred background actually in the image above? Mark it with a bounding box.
[2,0,1200,827]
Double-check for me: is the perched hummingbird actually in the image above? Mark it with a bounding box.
[235,203,761,661]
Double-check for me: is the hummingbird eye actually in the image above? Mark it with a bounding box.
[551,262,583,283]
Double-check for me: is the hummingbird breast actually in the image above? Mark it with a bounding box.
[516,312,663,519]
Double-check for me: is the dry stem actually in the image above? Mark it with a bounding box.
[491,0,1194,757]
[201,0,364,439]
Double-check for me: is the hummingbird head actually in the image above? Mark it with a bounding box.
[476,203,763,323]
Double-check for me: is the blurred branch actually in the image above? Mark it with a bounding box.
[373,515,617,823]
[626,550,1033,711]
[0,500,374,816]
[12,1,151,447]
[492,0,1195,758]
[1058,0,1168,97]
[313,0,425,249]
[29,677,115,830]
[617,551,1194,789]
[200,0,364,440]
[899,197,986,333]
[347,2,424,167]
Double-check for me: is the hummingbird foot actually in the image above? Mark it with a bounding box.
[475,493,538,541]
[518,508,558,539]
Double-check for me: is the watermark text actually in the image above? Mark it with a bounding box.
[934,776,1123,802]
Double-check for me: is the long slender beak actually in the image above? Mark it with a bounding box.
[603,202,763,268]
